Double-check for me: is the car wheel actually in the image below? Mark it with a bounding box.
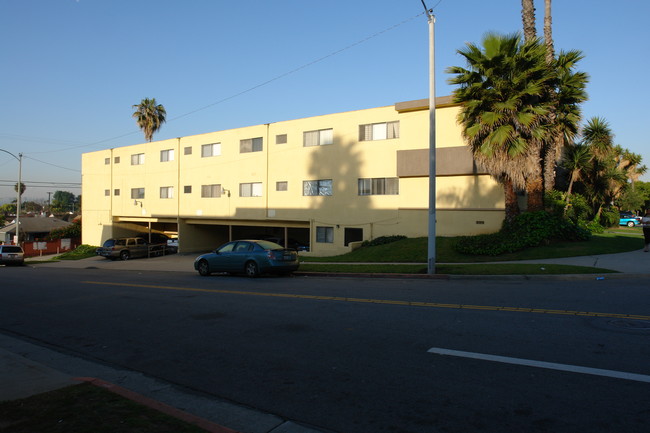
[245,261,259,278]
[197,260,211,276]
[627,221,635,227]
[120,250,130,261]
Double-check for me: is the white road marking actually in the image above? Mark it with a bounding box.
[427,347,650,383]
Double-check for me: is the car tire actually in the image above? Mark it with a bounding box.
[627,221,635,227]
[245,261,259,278]
[120,250,130,261]
[197,260,211,276]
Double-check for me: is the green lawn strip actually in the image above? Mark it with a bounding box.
[301,232,642,264]
[298,263,617,275]
[0,382,208,433]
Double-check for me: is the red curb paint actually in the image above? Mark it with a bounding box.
[74,377,241,433]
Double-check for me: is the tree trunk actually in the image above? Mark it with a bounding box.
[504,178,521,224]
[521,0,536,41]
[544,0,554,63]
[526,176,545,212]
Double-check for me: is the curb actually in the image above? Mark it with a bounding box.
[75,377,241,433]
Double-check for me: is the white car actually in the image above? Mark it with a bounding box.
[0,245,24,266]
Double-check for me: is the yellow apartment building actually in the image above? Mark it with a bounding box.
[81,96,506,256]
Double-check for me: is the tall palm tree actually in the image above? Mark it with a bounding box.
[447,32,553,220]
[132,98,167,142]
[521,0,536,42]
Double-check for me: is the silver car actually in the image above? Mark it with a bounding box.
[0,245,24,266]
[194,240,299,277]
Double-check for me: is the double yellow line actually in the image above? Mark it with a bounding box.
[82,281,650,322]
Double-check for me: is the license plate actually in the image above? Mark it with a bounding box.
[283,254,293,260]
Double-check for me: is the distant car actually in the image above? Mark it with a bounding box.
[96,237,165,260]
[0,245,24,266]
[166,238,179,254]
[261,236,309,252]
[619,215,641,227]
[194,239,300,277]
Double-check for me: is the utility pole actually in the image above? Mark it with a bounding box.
[421,0,437,274]
[0,149,22,244]
[47,192,52,215]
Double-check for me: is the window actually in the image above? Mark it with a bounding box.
[104,189,110,196]
[114,189,120,196]
[276,181,288,191]
[201,184,221,198]
[131,188,145,199]
[276,134,287,144]
[184,185,192,194]
[240,182,263,197]
[201,143,221,157]
[160,186,174,199]
[131,153,145,165]
[303,179,332,196]
[316,227,334,243]
[104,158,110,165]
[160,149,174,162]
[240,137,263,153]
[359,121,399,141]
[358,178,399,195]
[114,156,120,164]
[184,146,192,155]
[303,128,333,147]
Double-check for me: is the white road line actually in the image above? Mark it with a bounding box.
[427,347,650,384]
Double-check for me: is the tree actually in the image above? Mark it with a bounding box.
[562,143,591,204]
[447,32,554,220]
[132,98,166,142]
[51,191,76,213]
[521,0,536,42]
[14,182,26,197]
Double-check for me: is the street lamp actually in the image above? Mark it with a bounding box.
[0,149,23,245]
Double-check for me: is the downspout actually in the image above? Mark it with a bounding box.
[176,137,181,253]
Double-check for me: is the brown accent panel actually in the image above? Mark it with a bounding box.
[394,95,455,113]
[397,146,480,177]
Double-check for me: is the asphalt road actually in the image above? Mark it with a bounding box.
[1,266,649,433]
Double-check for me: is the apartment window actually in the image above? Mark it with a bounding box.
[184,185,192,194]
[276,134,287,144]
[131,188,145,199]
[303,179,332,196]
[160,186,174,199]
[240,182,263,197]
[160,149,174,162]
[114,189,120,196]
[201,143,221,157]
[131,153,145,165]
[104,158,110,165]
[359,121,399,141]
[240,137,263,153]
[276,181,288,191]
[114,156,120,164]
[184,146,192,155]
[303,128,333,147]
[201,184,221,198]
[104,189,110,196]
[358,178,399,195]
[316,227,334,243]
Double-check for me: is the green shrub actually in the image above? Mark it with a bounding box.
[56,244,98,260]
[47,221,81,240]
[454,211,590,256]
[361,235,407,247]
[599,208,619,228]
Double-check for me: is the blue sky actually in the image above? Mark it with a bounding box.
[1,0,648,203]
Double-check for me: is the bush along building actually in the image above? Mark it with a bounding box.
[82,96,507,256]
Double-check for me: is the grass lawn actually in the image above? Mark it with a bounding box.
[0,383,209,433]
[301,230,642,264]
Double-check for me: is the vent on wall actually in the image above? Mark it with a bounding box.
[476,221,485,225]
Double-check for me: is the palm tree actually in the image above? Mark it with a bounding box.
[521,0,536,42]
[562,143,591,204]
[447,32,553,220]
[132,98,167,142]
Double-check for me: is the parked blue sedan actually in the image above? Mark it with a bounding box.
[194,239,300,277]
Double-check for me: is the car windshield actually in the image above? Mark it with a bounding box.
[102,239,116,247]
[1,246,22,253]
